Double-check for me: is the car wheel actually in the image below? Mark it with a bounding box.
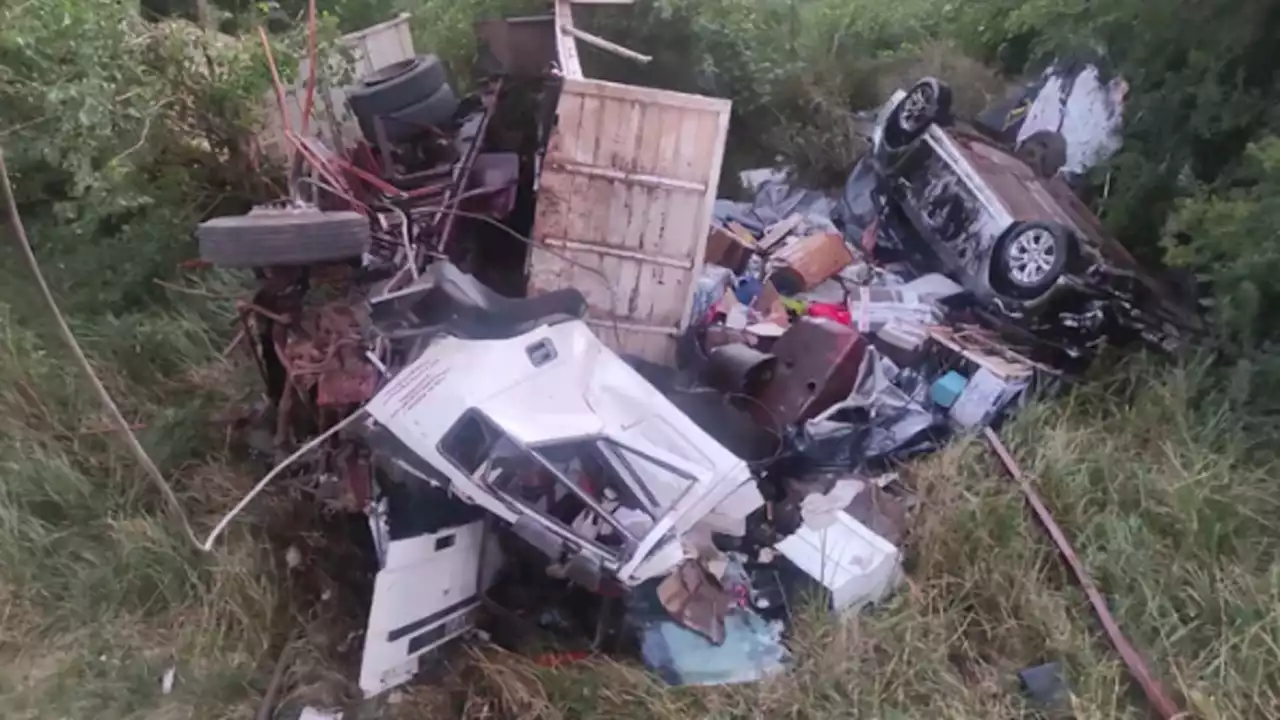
[993,221,1070,297]
[197,209,371,267]
[888,78,953,146]
[346,54,447,121]
[1016,130,1068,178]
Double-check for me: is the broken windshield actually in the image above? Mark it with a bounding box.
[438,412,661,559]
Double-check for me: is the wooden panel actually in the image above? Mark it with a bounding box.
[530,76,731,363]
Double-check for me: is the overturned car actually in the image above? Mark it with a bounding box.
[859,78,1198,359]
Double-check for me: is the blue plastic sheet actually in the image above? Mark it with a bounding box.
[639,609,789,687]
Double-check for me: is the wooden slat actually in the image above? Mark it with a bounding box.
[634,98,665,178]
[553,0,583,79]
[530,74,732,364]
[549,90,584,163]
[541,238,694,269]
[679,95,731,331]
[546,161,706,192]
[603,99,632,252]
[562,77,731,114]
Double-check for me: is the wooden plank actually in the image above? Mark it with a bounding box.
[654,265,691,325]
[545,161,706,192]
[567,94,600,246]
[564,77,732,114]
[553,0,583,79]
[675,110,705,181]
[638,106,671,255]
[541,238,694,269]
[562,25,651,64]
[679,97,731,331]
[533,168,573,240]
[584,318,680,336]
[658,111,700,263]
[587,98,616,245]
[602,99,631,251]
[634,99,666,177]
[548,90,583,163]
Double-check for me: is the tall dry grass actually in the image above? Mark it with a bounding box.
[0,288,288,719]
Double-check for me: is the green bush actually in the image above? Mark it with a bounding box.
[1163,137,1280,350]
[0,1,300,316]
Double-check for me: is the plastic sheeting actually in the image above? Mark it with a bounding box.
[832,156,883,242]
[775,348,947,476]
[713,178,839,237]
[638,609,789,686]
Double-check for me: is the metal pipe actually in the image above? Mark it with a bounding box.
[983,428,1183,719]
[436,78,503,255]
[203,409,369,551]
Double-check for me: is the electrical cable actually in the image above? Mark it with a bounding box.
[0,148,203,547]
[200,409,368,551]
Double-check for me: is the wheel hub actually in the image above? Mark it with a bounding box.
[1006,229,1057,285]
[899,85,936,132]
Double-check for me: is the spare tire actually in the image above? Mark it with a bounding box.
[197,209,371,267]
[1016,130,1068,178]
[346,55,447,120]
[358,83,460,143]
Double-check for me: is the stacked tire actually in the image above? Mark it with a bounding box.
[346,55,459,144]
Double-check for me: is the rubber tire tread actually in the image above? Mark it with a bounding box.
[358,83,460,144]
[884,77,953,150]
[198,210,371,267]
[346,54,447,119]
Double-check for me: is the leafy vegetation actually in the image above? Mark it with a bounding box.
[0,0,308,315]
[3,0,1280,717]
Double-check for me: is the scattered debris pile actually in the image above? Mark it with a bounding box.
[190,5,1200,709]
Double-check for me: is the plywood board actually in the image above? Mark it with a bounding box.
[530,77,731,364]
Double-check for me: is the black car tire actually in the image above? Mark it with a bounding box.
[993,221,1070,298]
[885,77,953,149]
[1016,130,1068,178]
[198,209,371,267]
[357,83,459,144]
[346,54,447,120]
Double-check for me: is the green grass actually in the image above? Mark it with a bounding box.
[0,288,285,720]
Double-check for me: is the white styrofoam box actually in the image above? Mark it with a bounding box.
[776,510,901,613]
